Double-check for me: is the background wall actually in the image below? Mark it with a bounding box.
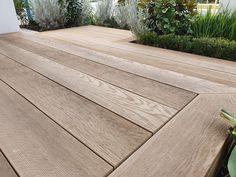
[221,0,236,10]
[0,0,19,34]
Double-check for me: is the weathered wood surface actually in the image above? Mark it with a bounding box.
[0,54,151,167]
[0,41,177,133]
[1,36,196,110]
[12,32,236,94]
[40,26,236,87]
[108,94,235,177]
[0,151,18,177]
[0,26,235,177]
[42,25,236,75]
[0,80,113,177]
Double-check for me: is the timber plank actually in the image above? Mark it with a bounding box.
[13,33,236,93]
[0,151,18,177]
[0,54,151,167]
[3,36,196,110]
[40,30,236,87]
[0,42,177,133]
[108,94,235,177]
[42,26,236,75]
[0,81,112,177]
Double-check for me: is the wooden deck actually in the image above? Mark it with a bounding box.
[0,25,235,177]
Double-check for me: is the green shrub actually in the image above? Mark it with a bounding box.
[63,0,82,27]
[137,33,236,61]
[192,8,236,40]
[14,0,27,25]
[30,0,66,29]
[145,0,196,35]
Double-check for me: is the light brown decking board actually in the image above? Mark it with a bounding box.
[0,26,235,177]
[0,150,18,177]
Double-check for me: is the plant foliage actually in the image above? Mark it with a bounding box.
[137,32,236,61]
[145,0,196,35]
[14,0,28,25]
[114,2,130,29]
[30,0,66,29]
[94,0,114,25]
[192,7,236,40]
[220,110,236,177]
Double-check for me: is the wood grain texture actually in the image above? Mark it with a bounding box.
[0,151,18,177]
[0,27,235,177]
[0,81,113,177]
[13,32,236,94]
[40,26,236,85]
[0,54,151,167]
[2,36,196,110]
[108,94,236,177]
[46,25,236,75]
[0,41,177,133]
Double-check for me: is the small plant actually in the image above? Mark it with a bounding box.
[94,0,114,25]
[64,0,82,27]
[220,110,236,177]
[80,0,94,25]
[113,2,130,29]
[145,0,196,35]
[30,0,66,29]
[127,0,150,37]
[14,0,27,25]
[192,7,236,40]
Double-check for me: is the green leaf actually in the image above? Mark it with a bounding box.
[221,109,236,126]
[164,24,169,29]
[228,146,236,177]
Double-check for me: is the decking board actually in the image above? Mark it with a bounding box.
[13,32,236,94]
[0,151,18,177]
[1,36,196,110]
[70,25,236,75]
[0,26,235,177]
[0,41,177,133]
[40,26,236,86]
[0,80,113,177]
[108,94,235,177]
[0,54,151,167]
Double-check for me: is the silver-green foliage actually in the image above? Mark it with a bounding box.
[126,0,149,37]
[95,0,114,24]
[30,0,66,28]
[114,2,130,29]
[81,0,94,25]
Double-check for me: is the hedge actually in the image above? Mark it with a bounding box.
[137,33,236,61]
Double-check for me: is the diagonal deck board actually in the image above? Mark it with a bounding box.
[1,36,196,110]
[0,151,18,177]
[0,54,151,167]
[0,80,113,177]
[13,32,236,94]
[0,41,177,133]
[108,94,235,177]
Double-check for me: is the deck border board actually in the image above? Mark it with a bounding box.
[108,93,235,177]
